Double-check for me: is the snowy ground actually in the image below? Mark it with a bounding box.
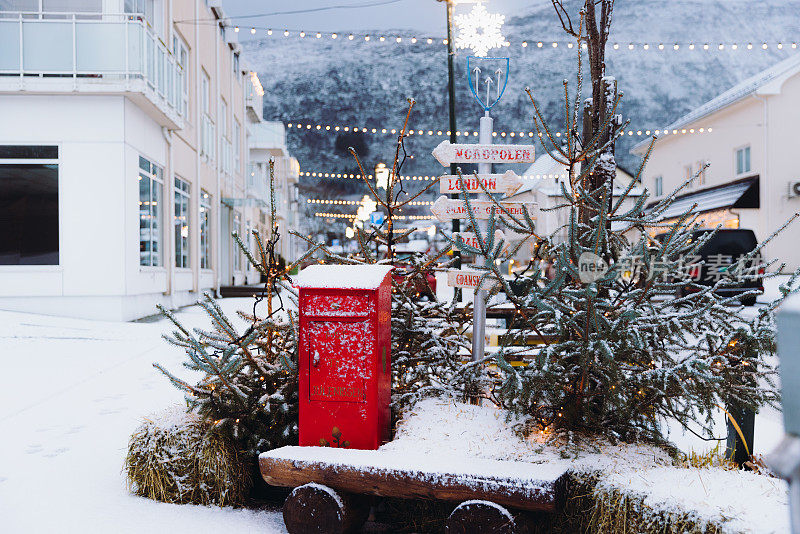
[0,276,793,533]
[0,298,287,534]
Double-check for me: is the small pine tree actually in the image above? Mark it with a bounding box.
[446,15,800,443]
[154,162,318,458]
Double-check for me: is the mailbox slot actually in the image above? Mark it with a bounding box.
[304,292,372,318]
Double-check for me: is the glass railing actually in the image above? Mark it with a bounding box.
[245,73,264,121]
[0,12,182,118]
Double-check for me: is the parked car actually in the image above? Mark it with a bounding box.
[655,228,764,305]
[392,260,436,300]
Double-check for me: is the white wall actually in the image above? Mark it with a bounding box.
[0,95,209,320]
[636,75,800,270]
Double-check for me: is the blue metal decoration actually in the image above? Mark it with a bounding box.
[467,56,510,111]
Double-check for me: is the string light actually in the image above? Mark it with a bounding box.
[314,212,434,220]
[300,171,571,181]
[308,198,434,206]
[285,121,710,138]
[243,28,794,54]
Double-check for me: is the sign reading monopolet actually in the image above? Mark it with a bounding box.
[432,140,536,166]
[439,170,523,196]
[430,196,537,222]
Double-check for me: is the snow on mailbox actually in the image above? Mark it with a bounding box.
[294,264,393,450]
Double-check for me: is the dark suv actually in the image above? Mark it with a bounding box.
[656,229,764,305]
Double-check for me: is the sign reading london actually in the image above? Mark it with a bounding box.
[439,170,523,196]
[431,196,537,222]
[432,140,536,166]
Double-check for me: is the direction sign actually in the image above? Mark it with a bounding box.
[430,196,537,223]
[432,141,536,167]
[453,230,505,250]
[439,170,523,196]
[447,269,500,291]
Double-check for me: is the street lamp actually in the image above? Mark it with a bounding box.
[375,162,390,190]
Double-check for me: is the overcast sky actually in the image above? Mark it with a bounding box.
[222,0,539,37]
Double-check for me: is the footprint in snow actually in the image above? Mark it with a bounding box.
[98,408,123,415]
[44,447,69,458]
[0,476,7,483]
[26,444,43,454]
[64,425,85,435]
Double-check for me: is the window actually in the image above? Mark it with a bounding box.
[654,176,663,197]
[220,98,227,138]
[233,211,241,272]
[200,71,215,160]
[696,160,707,185]
[174,177,190,268]
[201,71,210,116]
[200,190,211,269]
[172,33,189,119]
[220,98,231,173]
[736,146,751,175]
[0,145,59,265]
[139,155,163,267]
[9,0,102,19]
[233,53,240,77]
[233,119,241,173]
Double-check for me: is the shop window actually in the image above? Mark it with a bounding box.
[0,145,59,265]
[139,155,163,267]
[174,176,190,268]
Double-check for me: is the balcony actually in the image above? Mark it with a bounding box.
[0,13,184,129]
[249,121,286,156]
[246,72,263,123]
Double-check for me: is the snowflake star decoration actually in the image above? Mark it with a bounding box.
[454,2,506,57]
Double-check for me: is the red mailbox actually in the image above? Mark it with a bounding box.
[295,264,393,450]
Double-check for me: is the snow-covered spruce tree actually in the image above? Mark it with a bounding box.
[293,100,481,409]
[451,10,800,443]
[154,162,318,459]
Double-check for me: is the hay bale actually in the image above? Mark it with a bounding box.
[125,406,251,506]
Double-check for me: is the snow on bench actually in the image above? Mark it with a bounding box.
[259,445,569,512]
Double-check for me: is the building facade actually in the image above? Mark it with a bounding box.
[0,0,281,320]
[632,54,800,270]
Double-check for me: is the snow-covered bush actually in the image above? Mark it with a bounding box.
[124,406,251,506]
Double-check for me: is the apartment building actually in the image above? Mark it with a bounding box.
[0,0,272,320]
[632,53,800,270]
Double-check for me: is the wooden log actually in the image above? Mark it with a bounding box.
[282,483,369,534]
[261,447,567,513]
[445,500,517,534]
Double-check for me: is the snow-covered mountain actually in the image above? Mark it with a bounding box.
[242,0,799,202]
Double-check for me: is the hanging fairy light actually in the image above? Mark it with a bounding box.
[454,1,506,57]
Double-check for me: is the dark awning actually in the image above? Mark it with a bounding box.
[647,176,759,220]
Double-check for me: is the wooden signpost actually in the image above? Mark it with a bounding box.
[432,140,536,167]
[453,230,505,250]
[430,196,536,222]
[446,269,500,291]
[439,170,523,196]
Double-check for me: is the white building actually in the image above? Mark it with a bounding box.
[632,53,800,270]
[0,0,290,320]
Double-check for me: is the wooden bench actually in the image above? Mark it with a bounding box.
[260,446,569,534]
